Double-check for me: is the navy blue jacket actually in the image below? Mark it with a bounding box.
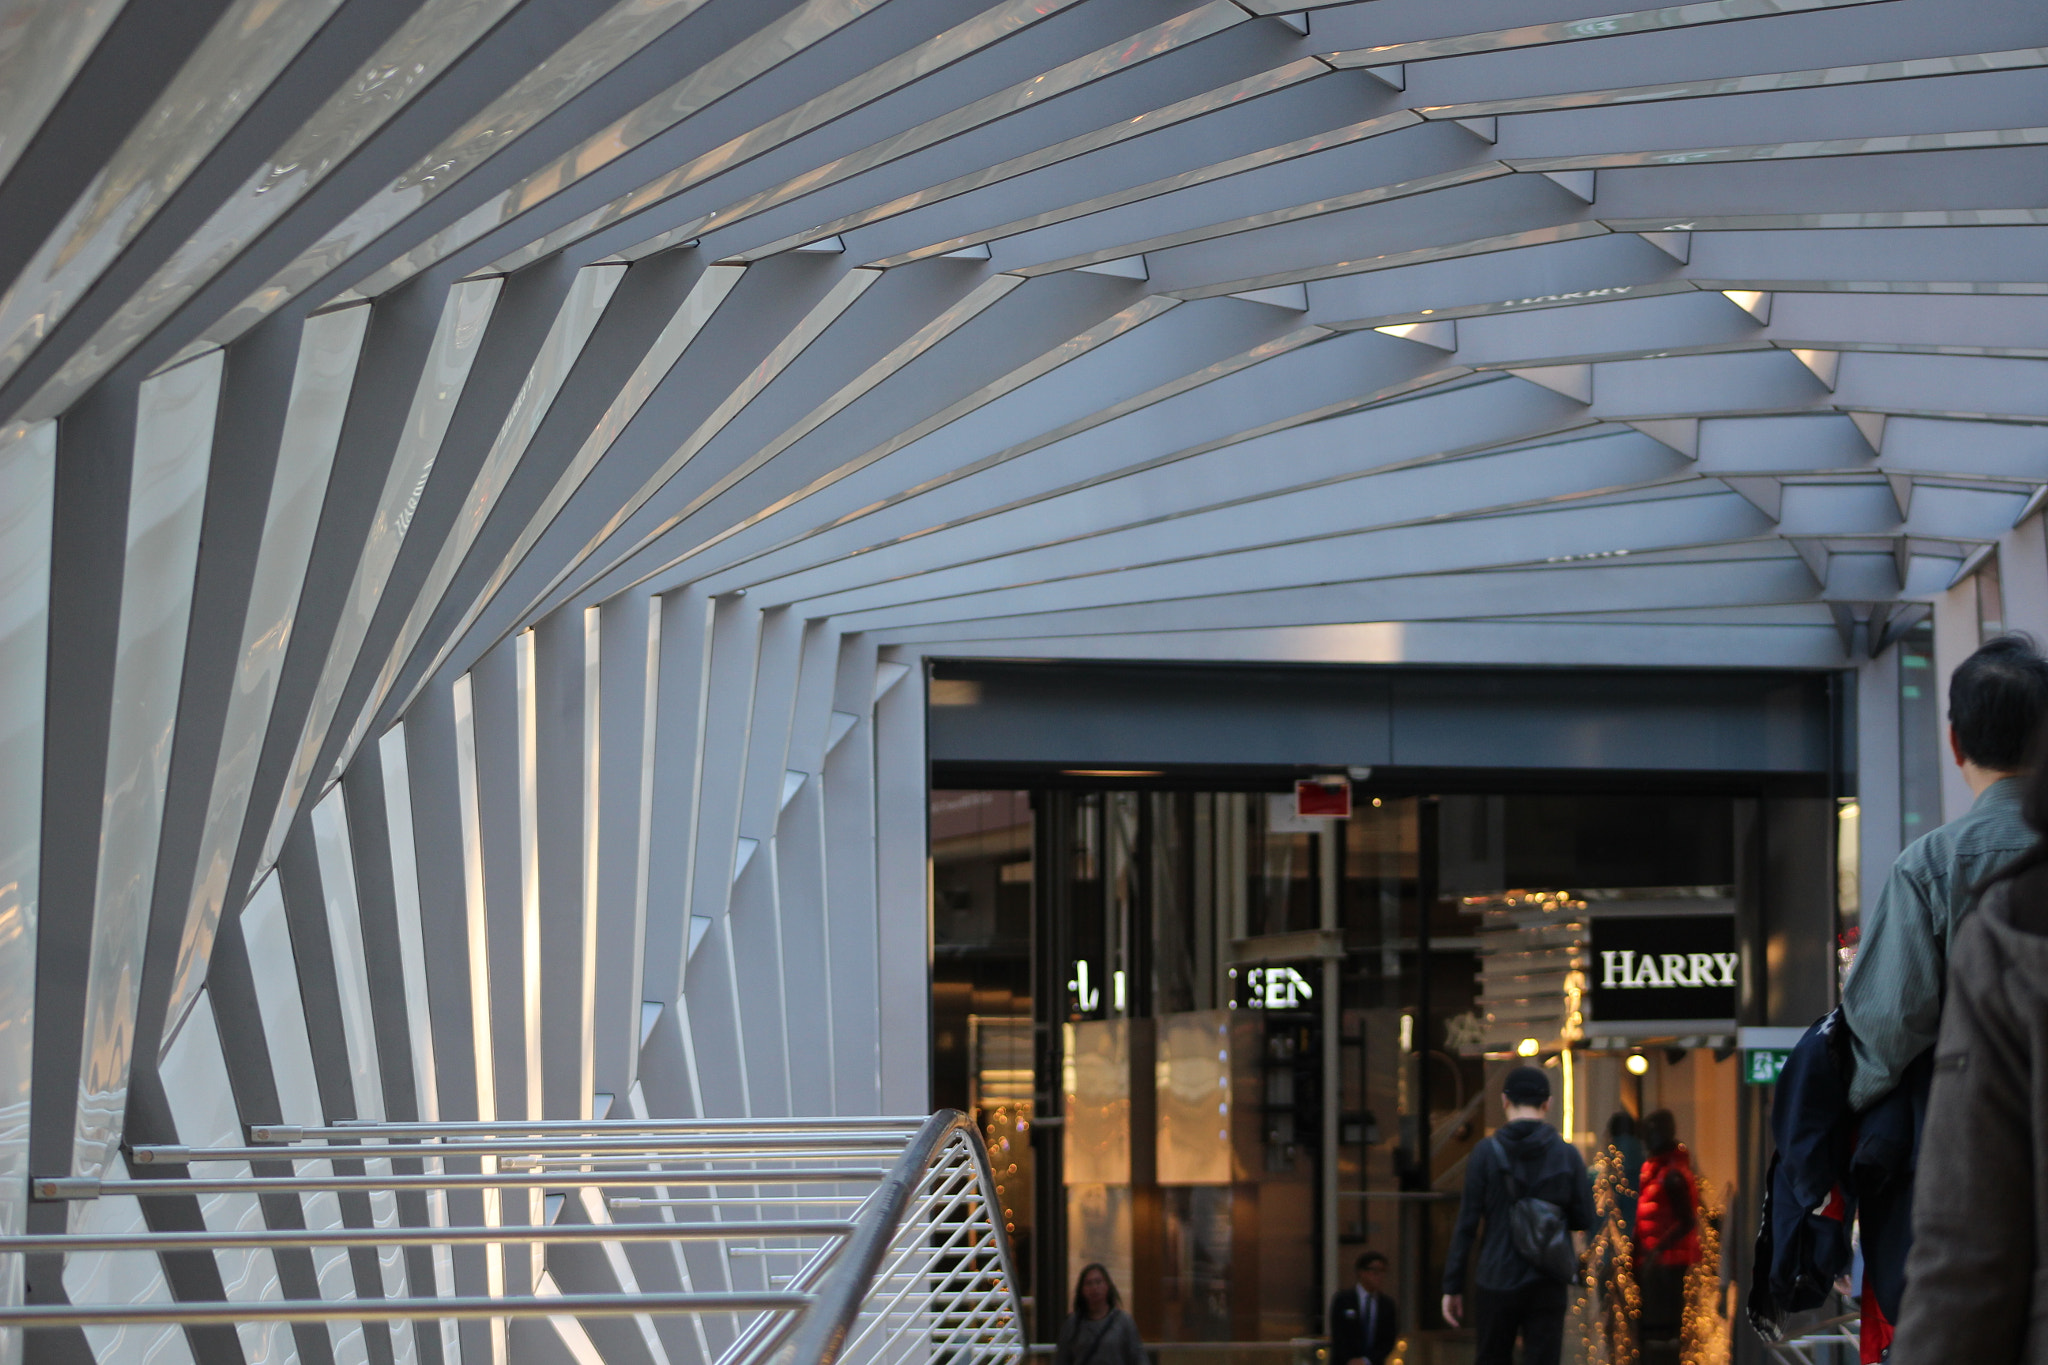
[1747,1008,1930,1341]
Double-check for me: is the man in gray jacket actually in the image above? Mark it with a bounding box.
[1841,634,2048,1111]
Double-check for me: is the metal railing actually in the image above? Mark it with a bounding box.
[1762,1311,1861,1364]
[1,1109,1025,1365]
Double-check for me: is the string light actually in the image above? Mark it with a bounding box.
[1576,1145,1641,1365]
[1681,1178,1731,1365]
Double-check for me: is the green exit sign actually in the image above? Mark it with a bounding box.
[1744,1049,1790,1086]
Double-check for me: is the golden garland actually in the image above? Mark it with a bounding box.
[1680,1178,1730,1365]
[1577,1145,1641,1365]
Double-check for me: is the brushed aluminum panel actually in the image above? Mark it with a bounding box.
[218,0,723,327]
[0,0,128,189]
[159,993,299,1365]
[0,418,49,1365]
[0,0,347,411]
[255,278,502,886]
[389,266,744,724]
[332,265,623,790]
[161,304,371,1048]
[32,0,519,417]
[489,0,1091,274]
[72,351,220,1179]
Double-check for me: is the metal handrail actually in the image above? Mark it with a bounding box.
[0,1108,1026,1365]
[35,1167,890,1197]
[768,1109,1025,1365]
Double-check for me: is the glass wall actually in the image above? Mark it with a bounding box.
[932,783,1762,1363]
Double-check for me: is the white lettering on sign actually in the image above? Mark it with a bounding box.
[1069,960,1101,1011]
[1500,285,1635,309]
[1247,966,1314,1009]
[1598,950,1738,988]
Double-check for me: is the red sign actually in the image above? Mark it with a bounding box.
[1294,776,1351,819]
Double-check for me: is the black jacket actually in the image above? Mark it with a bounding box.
[1443,1119,1595,1294]
[1747,1006,1931,1341]
[1328,1287,1397,1365]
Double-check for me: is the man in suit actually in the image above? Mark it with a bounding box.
[1329,1250,1397,1365]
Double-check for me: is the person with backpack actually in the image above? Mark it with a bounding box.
[1442,1065,1596,1365]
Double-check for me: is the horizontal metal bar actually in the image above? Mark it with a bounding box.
[130,1135,907,1163]
[297,1118,925,1137]
[508,1150,901,1168]
[0,1291,809,1328]
[37,1169,890,1200]
[1336,1190,1459,1201]
[609,1197,870,1208]
[0,1220,853,1253]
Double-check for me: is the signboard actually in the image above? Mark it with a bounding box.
[1243,965,1314,1010]
[1587,914,1737,1023]
[1744,1049,1790,1086]
[1295,776,1351,819]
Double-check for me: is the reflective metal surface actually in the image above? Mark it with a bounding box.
[0,1,129,190]
[492,0,1092,272]
[0,418,49,1365]
[391,264,744,720]
[257,277,502,882]
[161,303,370,1046]
[1323,0,1892,67]
[1419,48,2048,121]
[737,58,1328,265]
[343,0,852,295]
[335,266,623,785]
[0,0,345,408]
[73,351,220,1179]
[208,0,718,341]
[34,0,519,417]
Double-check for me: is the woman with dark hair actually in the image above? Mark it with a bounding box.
[1889,722,2048,1362]
[1055,1263,1144,1365]
[1634,1109,1701,1364]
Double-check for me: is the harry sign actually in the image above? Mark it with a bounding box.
[1586,914,1738,1024]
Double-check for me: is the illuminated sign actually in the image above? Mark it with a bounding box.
[1598,951,1737,989]
[1067,961,1127,1014]
[1586,914,1737,1023]
[1244,965,1314,1010]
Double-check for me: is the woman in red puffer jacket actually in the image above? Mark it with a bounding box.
[1635,1109,1700,1360]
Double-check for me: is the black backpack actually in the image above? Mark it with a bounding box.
[1497,1138,1579,1284]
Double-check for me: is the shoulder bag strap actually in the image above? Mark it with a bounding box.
[1493,1137,1524,1200]
[1070,1316,1113,1365]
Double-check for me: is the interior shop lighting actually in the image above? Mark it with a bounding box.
[1517,1038,1541,1057]
[1626,1053,1650,1075]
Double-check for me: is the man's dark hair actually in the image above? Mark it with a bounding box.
[1641,1108,1678,1155]
[1501,1065,1550,1106]
[1355,1250,1388,1272]
[1608,1110,1636,1139]
[1949,634,2048,770]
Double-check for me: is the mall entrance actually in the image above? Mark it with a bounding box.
[927,660,1849,1365]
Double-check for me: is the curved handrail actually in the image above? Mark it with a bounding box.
[3,1109,1023,1358]
[768,1109,1024,1365]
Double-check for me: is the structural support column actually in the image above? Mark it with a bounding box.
[1999,514,2048,641]
[1932,577,1977,824]
[1319,822,1340,1307]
